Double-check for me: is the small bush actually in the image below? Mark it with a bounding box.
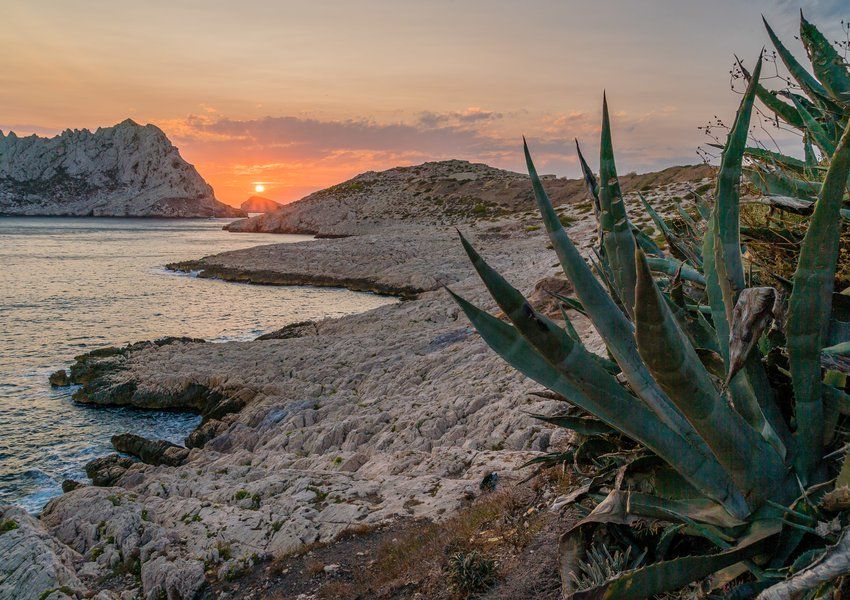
[0,519,19,535]
[447,550,498,598]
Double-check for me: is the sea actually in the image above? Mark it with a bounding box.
[0,217,394,512]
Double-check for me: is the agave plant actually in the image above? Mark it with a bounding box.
[447,22,850,598]
[740,15,849,218]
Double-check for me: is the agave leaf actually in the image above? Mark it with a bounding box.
[746,167,822,201]
[799,14,850,103]
[714,54,762,326]
[634,249,787,506]
[823,370,845,445]
[531,413,614,437]
[622,490,748,529]
[570,532,773,600]
[559,302,583,345]
[632,225,665,257]
[804,133,819,167]
[744,147,811,174]
[737,56,806,129]
[525,141,716,452]
[749,194,850,222]
[788,120,850,482]
[576,138,603,251]
[688,187,712,222]
[672,198,700,234]
[638,192,702,266]
[449,287,747,515]
[763,17,831,102]
[575,139,600,204]
[726,287,778,386]
[789,94,836,156]
[598,95,637,318]
[724,288,790,458]
[757,530,850,600]
[646,256,704,285]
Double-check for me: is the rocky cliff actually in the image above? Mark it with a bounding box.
[0,120,244,217]
[225,159,713,236]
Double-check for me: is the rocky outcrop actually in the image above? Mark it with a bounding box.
[111,434,190,467]
[240,195,281,213]
[0,506,84,600]
[225,160,713,236]
[85,454,135,487]
[0,120,245,217]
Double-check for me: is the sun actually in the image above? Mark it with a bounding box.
[254,184,265,193]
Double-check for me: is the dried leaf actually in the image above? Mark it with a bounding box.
[726,287,778,386]
[757,530,850,599]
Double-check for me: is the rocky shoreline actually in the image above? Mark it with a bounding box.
[0,163,712,599]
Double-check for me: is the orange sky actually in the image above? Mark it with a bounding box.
[2,1,846,207]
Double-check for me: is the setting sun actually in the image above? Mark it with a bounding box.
[254,184,265,193]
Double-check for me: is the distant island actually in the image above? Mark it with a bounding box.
[0,120,244,218]
[240,195,282,214]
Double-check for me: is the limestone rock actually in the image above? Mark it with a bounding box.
[111,433,189,467]
[111,433,190,467]
[85,453,135,486]
[0,506,84,600]
[0,120,244,217]
[49,369,70,387]
[140,557,206,600]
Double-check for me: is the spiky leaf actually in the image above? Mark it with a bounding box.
[598,95,637,318]
[788,120,850,481]
[634,249,787,507]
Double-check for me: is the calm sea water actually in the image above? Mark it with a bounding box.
[0,217,394,512]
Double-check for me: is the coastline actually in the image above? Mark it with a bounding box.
[0,172,711,599]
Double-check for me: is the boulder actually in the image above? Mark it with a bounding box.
[85,453,135,486]
[111,433,190,467]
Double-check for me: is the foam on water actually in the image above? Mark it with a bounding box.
[0,217,395,512]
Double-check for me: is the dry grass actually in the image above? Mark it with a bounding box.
[741,202,850,289]
[341,484,554,599]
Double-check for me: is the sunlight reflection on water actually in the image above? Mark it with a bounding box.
[0,217,395,512]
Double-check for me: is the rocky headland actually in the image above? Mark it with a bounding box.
[225,159,712,236]
[0,120,244,218]
[240,196,282,214]
[0,160,714,599]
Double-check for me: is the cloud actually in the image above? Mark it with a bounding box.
[168,112,514,164]
[417,107,504,128]
[154,103,711,205]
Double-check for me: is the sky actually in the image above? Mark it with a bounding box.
[1,1,847,206]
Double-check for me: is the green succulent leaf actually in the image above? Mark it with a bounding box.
[646,256,704,285]
[763,17,830,101]
[789,94,836,156]
[800,14,850,103]
[714,53,762,328]
[745,167,822,202]
[525,141,724,465]
[788,120,850,482]
[634,248,787,507]
[598,95,638,317]
[637,192,702,266]
[531,414,614,437]
[570,532,773,600]
[744,147,811,174]
[449,286,746,514]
